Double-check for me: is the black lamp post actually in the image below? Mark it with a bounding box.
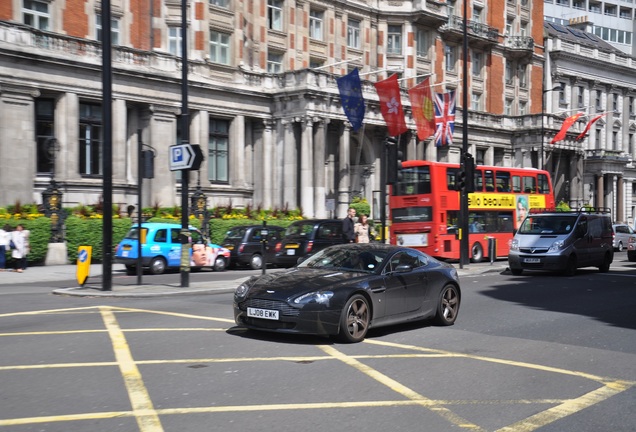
[541,84,563,170]
[41,137,64,243]
[190,171,208,237]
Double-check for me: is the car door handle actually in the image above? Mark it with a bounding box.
[371,287,386,293]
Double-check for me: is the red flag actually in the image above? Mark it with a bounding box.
[374,74,408,137]
[550,112,584,144]
[408,78,436,141]
[576,113,607,140]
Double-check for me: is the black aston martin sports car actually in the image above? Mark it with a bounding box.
[233,243,461,343]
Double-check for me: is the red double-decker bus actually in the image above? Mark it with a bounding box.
[389,160,555,262]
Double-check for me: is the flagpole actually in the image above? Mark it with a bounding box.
[312,57,362,70]
[359,68,403,77]
[397,73,432,82]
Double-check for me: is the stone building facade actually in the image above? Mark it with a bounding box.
[1,0,633,223]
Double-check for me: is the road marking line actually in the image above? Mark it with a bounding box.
[105,306,235,323]
[318,344,485,431]
[100,307,163,432]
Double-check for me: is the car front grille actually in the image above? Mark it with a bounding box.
[519,248,550,254]
[239,298,300,317]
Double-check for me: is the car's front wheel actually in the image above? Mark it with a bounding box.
[510,267,523,276]
[213,256,226,272]
[617,241,624,252]
[433,284,460,326]
[338,294,370,343]
[250,254,263,270]
[629,251,636,262]
[149,257,166,275]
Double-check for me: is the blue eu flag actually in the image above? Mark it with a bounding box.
[337,68,365,132]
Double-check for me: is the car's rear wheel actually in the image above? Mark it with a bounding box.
[598,253,611,273]
[433,284,460,326]
[213,256,226,272]
[125,264,136,276]
[563,255,577,276]
[338,294,370,343]
[149,257,166,275]
[470,242,483,263]
[250,254,263,270]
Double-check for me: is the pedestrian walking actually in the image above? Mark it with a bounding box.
[342,207,357,243]
[354,214,375,243]
[0,224,11,270]
[11,224,28,273]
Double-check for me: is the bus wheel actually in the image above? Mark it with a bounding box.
[470,242,483,263]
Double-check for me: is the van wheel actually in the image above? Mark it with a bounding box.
[563,255,577,276]
[149,257,166,275]
[250,254,264,270]
[628,251,636,262]
[470,243,483,263]
[598,253,611,273]
[617,242,624,252]
[511,268,523,276]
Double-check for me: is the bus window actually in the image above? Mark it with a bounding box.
[484,170,495,192]
[512,175,521,193]
[496,171,511,192]
[393,166,431,195]
[447,167,460,191]
[474,169,483,192]
[523,176,536,193]
[538,173,551,194]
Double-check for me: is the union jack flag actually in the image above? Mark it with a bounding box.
[434,90,456,147]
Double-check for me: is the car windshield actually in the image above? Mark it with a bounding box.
[285,222,316,236]
[225,227,247,239]
[518,215,578,235]
[297,247,387,273]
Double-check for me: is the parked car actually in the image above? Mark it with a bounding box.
[114,223,230,275]
[508,208,613,276]
[222,225,286,270]
[612,223,636,252]
[273,219,344,267]
[233,243,461,343]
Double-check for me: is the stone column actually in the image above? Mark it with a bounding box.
[232,115,246,187]
[149,104,180,207]
[337,124,351,217]
[596,174,604,209]
[262,120,274,209]
[617,176,624,222]
[283,119,297,209]
[313,119,328,218]
[57,93,80,184]
[300,117,314,216]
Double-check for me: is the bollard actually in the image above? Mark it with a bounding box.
[487,237,496,264]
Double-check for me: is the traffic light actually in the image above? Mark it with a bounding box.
[386,137,403,184]
[456,153,475,192]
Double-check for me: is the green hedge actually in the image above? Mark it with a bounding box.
[65,217,133,263]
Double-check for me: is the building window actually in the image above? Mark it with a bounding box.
[471,92,481,111]
[309,58,323,68]
[387,25,402,55]
[309,10,324,40]
[96,14,120,45]
[267,51,283,73]
[505,98,513,116]
[79,103,103,176]
[347,19,361,49]
[505,19,513,36]
[209,0,229,7]
[208,119,229,182]
[445,44,456,72]
[416,28,428,57]
[505,61,513,84]
[518,64,527,88]
[630,97,635,116]
[519,101,527,116]
[577,86,585,107]
[472,51,482,77]
[169,27,182,56]
[612,130,618,150]
[595,90,602,110]
[268,0,283,31]
[612,94,619,112]
[595,127,602,149]
[35,98,55,174]
[209,30,230,65]
[23,0,50,30]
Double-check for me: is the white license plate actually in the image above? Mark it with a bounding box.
[247,307,279,320]
[286,249,296,256]
[523,258,541,263]
[122,251,129,257]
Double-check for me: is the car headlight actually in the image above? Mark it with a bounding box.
[510,239,519,251]
[293,291,334,305]
[235,281,251,298]
[548,240,565,253]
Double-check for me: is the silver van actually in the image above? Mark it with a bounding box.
[508,208,613,276]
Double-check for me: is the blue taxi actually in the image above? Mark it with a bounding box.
[114,223,230,275]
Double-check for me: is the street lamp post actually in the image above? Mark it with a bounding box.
[541,84,562,170]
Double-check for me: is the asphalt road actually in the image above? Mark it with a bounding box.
[1,257,635,431]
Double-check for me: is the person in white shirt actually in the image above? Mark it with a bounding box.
[11,224,28,273]
[0,224,11,270]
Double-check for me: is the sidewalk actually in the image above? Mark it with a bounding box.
[0,261,509,298]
